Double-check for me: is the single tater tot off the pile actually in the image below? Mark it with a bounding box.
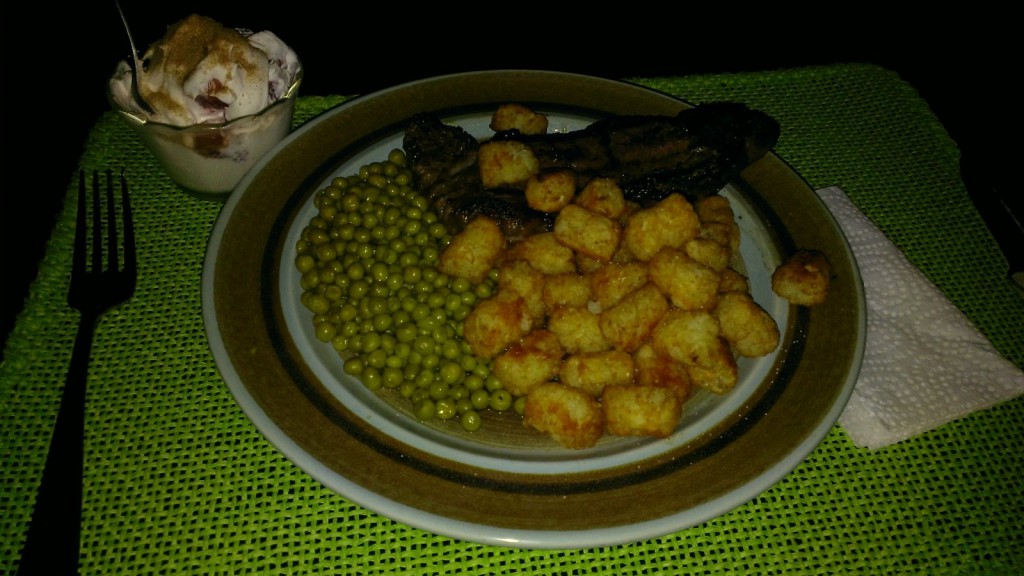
[772,249,833,306]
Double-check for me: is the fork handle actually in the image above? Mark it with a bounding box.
[17,311,98,576]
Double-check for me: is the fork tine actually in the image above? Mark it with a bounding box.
[91,171,102,275]
[105,170,119,273]
[120,169,137,280]
[71,171,87,301]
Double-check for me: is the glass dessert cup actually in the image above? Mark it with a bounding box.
[110,67,303,200]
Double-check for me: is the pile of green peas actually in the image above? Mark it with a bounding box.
[294,148,521,432]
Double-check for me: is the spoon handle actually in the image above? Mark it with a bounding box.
[113,0,155,114]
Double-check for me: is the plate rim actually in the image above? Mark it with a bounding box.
[201,69,866,548]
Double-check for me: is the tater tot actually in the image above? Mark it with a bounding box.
[651,308,720,360]
[622,193,701,261]
[647,247,720,311]
[554,204,622,262]
[489,103,549,135]
[525,170,576,212]
[575,177,627,219]
[478,140,540,188]
[492,329,564,397]
[588,261,648,310]
[437,215,505,283]
[523,383,604,449]
[558,350,635,396]
[696,195,741,254]
[714,292,780,357]
[542,273,591,311]
[684,346,739,395]
[771,249,832,306]
[547,305,609,353]
[497,259,546,323]
[651,309,738,394]
[507,232,577,275]
[685,237,731,272]
[603,385,682,438]
[696,195,735,224]
[633,343,693,402]
[598,283,669,352]
[462,290,534,359]
[718,267,750,294]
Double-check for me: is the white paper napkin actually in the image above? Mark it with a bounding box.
[815,186,1024,450]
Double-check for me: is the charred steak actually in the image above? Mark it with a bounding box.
[403,102,780,238]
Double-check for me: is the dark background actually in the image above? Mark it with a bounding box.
[0,4,1014,359]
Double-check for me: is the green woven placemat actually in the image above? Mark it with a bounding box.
[3,63,1023,575]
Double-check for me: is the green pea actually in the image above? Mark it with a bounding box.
[435,398,457,420]
[383,366,404,389]
[415,399,436,421]
[415,370,434,388]
[428,381,450,401]
[470,389,490,410]
[366,348,388,370]
[391,381,412,399]
[362,367,382,391]
[440,361,464,385]
[362,332,382,353]
[440,340,461,360]
[295,254,316,273]
[514,395,527,416]
[372,314,393,332]
[348,280,370,299]
[343,357,364,376]
[489,390,513,411]
[314,322,337,343]
[460,410,482,432]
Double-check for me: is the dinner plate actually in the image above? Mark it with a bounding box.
[202,70,866,549]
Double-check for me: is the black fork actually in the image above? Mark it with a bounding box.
[17,169,137,575]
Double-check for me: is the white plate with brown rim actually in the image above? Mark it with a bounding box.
[201,70,866,549]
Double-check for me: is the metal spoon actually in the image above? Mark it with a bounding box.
[114,0,155,115]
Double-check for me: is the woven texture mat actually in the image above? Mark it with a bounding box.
[3,63,1023,574]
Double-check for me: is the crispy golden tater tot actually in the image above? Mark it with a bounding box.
[559,349,635,396]
[525,170,576,212]
[648,247,720,311]
[523,383,604,449]
[772,249,832,306]
[507,232,577,276]
[603,385,682,438]
[489,103,549,135]
[547,305,609,354]
[554,204,622,262]
[576,177,627,219]
[462,290,534,359]
[437,215,505,283]
[715,291,780,357]
[623,193,701,261]
[478,140,540,188]
[598,283,669,352]
[493,329,564,397]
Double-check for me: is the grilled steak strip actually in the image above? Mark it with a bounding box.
[403,102,780,237]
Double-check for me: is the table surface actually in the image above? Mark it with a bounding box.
[3,63,1023,575]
